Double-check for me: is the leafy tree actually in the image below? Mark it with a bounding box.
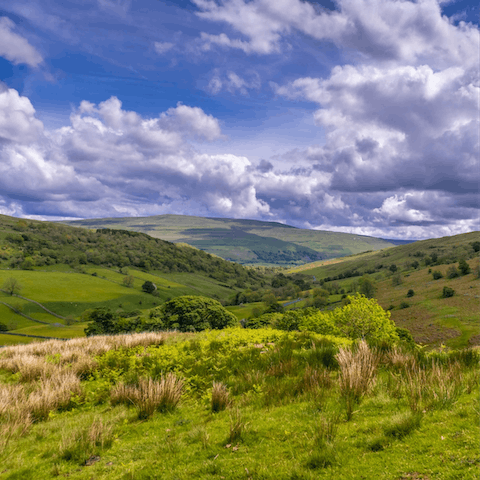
[0,322,8,332]
[2,277,22,296]
[142,281,157,294]
[411,260,419,269]
[471,241,480,253]
[330,294,399,343]
[432,270,443,280]
[123,275,135,288]
[458,259,471,275]
[389,264,398,273]
[358,275,376,298]
[159,296,238,332]
[84,309,117,336]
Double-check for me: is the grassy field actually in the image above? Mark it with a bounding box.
[0,330,478,479]
[64,214,395,267]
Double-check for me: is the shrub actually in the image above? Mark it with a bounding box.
[442,286,455,298]
[458,259,471,275]
[432,270,443,280]
[141,281,157,294]
[446,266,460,279]
[406,289,415,298]
[391,274,402,286]
[399,301,410,309]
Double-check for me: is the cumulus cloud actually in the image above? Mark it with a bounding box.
[193,0,479,68]
[0,16,43,67]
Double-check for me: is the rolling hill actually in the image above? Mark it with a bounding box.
[63,214,396,267]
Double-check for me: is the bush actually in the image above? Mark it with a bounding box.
[458,259,471,275]
[442,286,455,298]
[432,270,443,280]
[141,281,157,294]
[399,301,410,309]
[406,289,415,298]
[446,266,460,279]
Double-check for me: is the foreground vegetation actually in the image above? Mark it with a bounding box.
[0,329,478,479]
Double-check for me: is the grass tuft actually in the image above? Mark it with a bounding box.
[211,382,230,413]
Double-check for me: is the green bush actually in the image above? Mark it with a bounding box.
[442,286,455,298]
[406,289,415,298]
[447,266,460,279]
[399,301,410,309]
[432,270,443,280]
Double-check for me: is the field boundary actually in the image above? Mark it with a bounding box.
[0,301,50,325]
[0,290,67,320]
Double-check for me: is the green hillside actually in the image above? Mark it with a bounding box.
[0,215,268,345]
[63,214,395,267]
[289,231,480,348]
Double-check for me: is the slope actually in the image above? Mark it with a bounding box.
[63,214,395,266]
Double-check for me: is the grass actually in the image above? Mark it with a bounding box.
[0,330,478,479]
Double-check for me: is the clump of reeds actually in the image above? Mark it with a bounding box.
[59,417,115,464]
[111,374,183,418]
[228,407,248,443]
[211,382,230,412]
[336,341,380,420]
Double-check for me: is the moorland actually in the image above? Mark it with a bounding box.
[0,214,479,479]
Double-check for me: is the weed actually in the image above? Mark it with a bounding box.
[228,407,248,443]
[211,382,230,412]
[59,417,115,464]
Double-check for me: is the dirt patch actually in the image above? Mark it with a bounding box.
[468,334,480,346]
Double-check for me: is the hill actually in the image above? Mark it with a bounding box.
[0,214,267,345]
[63,214,395,267]
[289,231,480,348]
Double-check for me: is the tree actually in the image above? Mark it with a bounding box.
[446,266,460,279]
[2,277,22,296]
[142,281,157,294]
[84,308,117,336]
[160,296,238,332]
[389,264,398,273]
[442,286,455,298]
[123,275,135,288]
[432,270,443,280]
[406,289,415,298]
[358,275,376,298]
[331,294,399,343]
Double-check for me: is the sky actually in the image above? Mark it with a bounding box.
[0,0,478,240]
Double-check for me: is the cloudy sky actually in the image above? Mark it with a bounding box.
[0,0,478,239]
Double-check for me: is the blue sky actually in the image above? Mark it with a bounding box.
[0,0,478,239]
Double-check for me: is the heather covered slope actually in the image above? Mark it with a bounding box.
[63,214,395,266]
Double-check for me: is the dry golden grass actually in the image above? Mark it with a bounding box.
[211,382,230,412]
[0,332,167,382]
[336,341,380,420]
[111,373,183,418]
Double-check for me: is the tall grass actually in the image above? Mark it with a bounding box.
[211,382,230,412]
[336,341,380,420]
[111,374,183,418]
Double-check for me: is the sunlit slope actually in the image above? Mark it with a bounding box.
[64,214,395,266]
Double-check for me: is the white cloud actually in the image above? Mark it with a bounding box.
[0,16,43,67]
[207,70,261,95]
[154,41,174,54]
[193,0,479,69]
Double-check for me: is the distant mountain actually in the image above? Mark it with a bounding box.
[381,238,418,245]
[63,215,395,267]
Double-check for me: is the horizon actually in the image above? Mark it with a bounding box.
[0,0,479,241]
